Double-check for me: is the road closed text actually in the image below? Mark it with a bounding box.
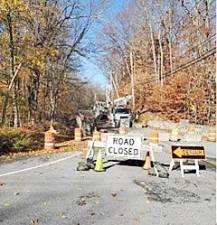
[106,136,141,159]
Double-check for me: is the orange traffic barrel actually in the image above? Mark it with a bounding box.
[188,126,195,134]
[149,131,159,144]
[44,131,56,150]
[74,128,82,141]
[119,127,127,134]
[207,127,216,142]
[93,128,101,141]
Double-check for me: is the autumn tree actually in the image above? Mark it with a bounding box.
[97,0,216,124]
[0,0,107,127]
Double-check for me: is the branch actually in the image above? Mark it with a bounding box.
[8,63,22,91]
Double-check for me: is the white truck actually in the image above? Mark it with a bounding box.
[112,106,133,128]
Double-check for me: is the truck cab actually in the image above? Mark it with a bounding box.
[112,107,133,128]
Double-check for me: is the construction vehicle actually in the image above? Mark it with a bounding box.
[110,95,133,128]
[93,101,108,117]
[112,106,133,128]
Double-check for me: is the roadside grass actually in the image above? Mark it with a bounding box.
[0,126,87,161]
[0,127,43,153]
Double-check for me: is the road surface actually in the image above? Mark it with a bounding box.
[0,127,216,225]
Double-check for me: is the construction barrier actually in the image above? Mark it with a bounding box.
[119,127,128,134]
[93,128,101,141]
[188,126,195,133]
[148,131,159,144]
[74,128,82,141]
[183,126,202,142]
[44,130,56,150]
[170,128,179,141]
[84,134,167,177]
[207,127,216,142]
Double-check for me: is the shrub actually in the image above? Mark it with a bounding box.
[0,128,43,154]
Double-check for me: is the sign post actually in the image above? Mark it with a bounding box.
[169,146,205,177]
[86,134,159,176]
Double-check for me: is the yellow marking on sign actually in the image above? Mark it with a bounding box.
[174,147,205,158]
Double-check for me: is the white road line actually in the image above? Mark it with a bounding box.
[0,152,81,178]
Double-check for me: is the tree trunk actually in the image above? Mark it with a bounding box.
[149,22,158,81]
[12,88,19,128]
[168,8,173,75]
[158,29,164,85]
[7,12,20,127]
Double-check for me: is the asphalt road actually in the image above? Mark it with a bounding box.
[0,128,216,225]
[130,127,216,159]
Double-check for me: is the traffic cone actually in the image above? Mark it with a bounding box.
[143,151,151,170]
[94,149,105,172]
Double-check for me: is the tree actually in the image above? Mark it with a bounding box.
[98,0,216,124]
[0,0,108,127]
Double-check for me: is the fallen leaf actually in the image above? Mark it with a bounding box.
[61,214,67,219]
[30,218,39,225]
[76,199,86,206]
[0,182,5,186]
[4,203,10,207]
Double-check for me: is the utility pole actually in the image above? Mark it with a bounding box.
[94,93,97,103]
[110,71,119,99]
[130,51,135,111]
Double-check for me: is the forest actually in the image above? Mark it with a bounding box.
[0,0,216,130]
[0,0,106,129]
[98,0,216,125]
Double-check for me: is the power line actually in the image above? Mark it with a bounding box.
[144,32,216,84]
[176,33,216,59]
[163,47,216,79]
[148,35,216,83]
[143,47,216,85]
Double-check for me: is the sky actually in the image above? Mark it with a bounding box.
[80,0,126,89]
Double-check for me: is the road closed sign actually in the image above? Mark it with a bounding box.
[106,135,142,159]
